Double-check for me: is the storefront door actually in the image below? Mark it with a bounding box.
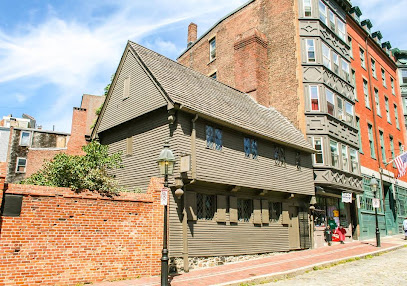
[288,206,300,249]
[384,184,398,235]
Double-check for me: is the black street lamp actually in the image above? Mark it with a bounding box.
[157,141,176,286]
[369,174,381,247]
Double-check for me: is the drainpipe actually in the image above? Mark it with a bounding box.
[182,114,198,272]
[365,36,387,214]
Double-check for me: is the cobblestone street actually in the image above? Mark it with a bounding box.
[264,246,407,286]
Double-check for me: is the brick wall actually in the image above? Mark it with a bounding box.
[0,162,6,178]
[348,17,407,181]
[0,177,164,286]
[25,149,66,177]
[66,107,87,155]
[178,0,305,133]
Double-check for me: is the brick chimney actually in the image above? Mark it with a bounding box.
[234,28,270,107]
[66,107,87,155]
[188,23,197,47]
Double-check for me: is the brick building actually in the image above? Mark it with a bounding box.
[178,0,361,247]
[347,7,407,238]
[1,94,104,183]
[393,49,407,132]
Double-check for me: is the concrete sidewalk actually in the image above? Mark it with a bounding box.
[93,235,407,286]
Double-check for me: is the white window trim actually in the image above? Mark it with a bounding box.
[306,39,316,62]
[319,0,328,25]
[322,42,331,69]
[19,131,32,146]
[16,157,27,173]
[313,137,324,165]
[350,148,359,174]
[341,145,349,172]
[209,37,216,62]
[330,140,339,167]
[310,85,320,111]
[303,0,312,17]
[337,18,346,41]
[360,48,366,68]
[381,69,387,87]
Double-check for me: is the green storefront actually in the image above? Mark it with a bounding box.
[358,175,407,240]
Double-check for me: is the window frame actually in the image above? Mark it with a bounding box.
[390,135,395,167]
[330,140,339,168]
[15,157,27,173]
[350,148,359,173]
[368,123,376,159]
[326,89,335,116]
[341,59,350,81]
[374,88,381,116]
[401,69,407,84]
[197,193,216,221]
[379,130,386,164]
[19,131,31,146]
[385,96,391,123]
[303,0,312,17]
[345,101,354,124]
[244,137,258,159]
[360,48,366,69]
[363,79,370,108]
[306,39,316,62]
[313,137,324,165]
[319,0,328,25]
[310,85,320,111]
[341,145,349,171]
[337,18,346,41]
[391,77,395,95]
[322,42,331,69]
[381,68,386,87]
[371,58,376,78]
[394,104,400,129]
[237,198,253,222]
[209,37,216,62]
[332,51,339,74]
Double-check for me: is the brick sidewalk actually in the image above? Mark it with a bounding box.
[93,235,407,286]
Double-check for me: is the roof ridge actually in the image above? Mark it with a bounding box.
[129,41,253,97]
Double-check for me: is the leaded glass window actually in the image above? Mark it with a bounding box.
[215,128,222,151]
[206,125,222,151]
[237,198,252,222]
[244,137,258,159]
[197,193,216,220]
[206,125,214,149]
[268,201,282,223]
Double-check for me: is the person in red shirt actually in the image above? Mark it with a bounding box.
[335,225,346,244]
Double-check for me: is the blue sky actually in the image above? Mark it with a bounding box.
[0,0,406,132]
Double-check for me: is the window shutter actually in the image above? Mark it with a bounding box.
[229,196,238,223]
[261,200,269,223]
[282,209,290,225]
[216,195,227,222]
[126,137,133,156]
[253,199,262,224]
[123,76,130,99]
[186,192,197,221]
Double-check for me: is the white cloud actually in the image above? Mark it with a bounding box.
[0,0,246,132]
[14,93,27,103]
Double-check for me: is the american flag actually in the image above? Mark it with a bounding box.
[394,152,407,178]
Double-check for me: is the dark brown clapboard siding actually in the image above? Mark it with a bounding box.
[98,49,168,133]
[192,119,314,195]
[168,182,294,257]
[99,109,170,192]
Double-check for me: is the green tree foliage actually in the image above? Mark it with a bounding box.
[22,141,124,197]
[104,73,115,96]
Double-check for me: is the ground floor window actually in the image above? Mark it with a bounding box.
[268,201,282,223]
[237,198,252,222]
[314,196,350,228]
[197,193,216,220]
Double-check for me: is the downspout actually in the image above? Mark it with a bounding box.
[182,114,198,272]
[365,35,387,213]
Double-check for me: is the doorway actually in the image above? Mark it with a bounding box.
[288,206,301,249]
[384,184,397,235]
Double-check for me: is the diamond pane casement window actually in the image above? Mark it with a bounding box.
[238,198,252,222]
[244,137,258,159]
[206,125,223,151]
[197,193,216,220]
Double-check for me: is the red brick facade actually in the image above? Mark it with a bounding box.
[0,177,164,285]
[66,107,87,155]
[25,149,66,177]
[177,0,306,133]
[0,162,6,178]
[348,17,407,181]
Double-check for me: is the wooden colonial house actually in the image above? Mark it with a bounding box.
[92,41,316,269]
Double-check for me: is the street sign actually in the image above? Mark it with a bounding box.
[161,188,168,206]
[372,198,380,208]
[342,192,352,203]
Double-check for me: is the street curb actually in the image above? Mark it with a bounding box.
[213,244,406,286]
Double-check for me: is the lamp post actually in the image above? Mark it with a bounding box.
[369,174,381,247]
[157,141,176,286]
